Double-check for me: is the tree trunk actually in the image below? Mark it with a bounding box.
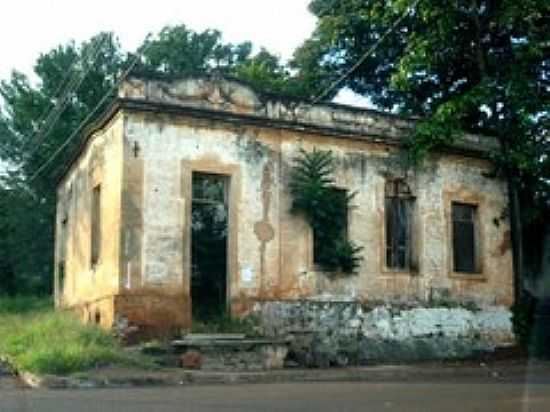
[541,223,550,298]
[499,122,524,305]
[507,176,524,304]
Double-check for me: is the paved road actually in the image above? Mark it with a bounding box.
[2,380,550,412]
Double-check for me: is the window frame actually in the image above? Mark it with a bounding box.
[451,201,481,275]
[383,179,416,274]
[184,162,240,320]
[90,184,102,268]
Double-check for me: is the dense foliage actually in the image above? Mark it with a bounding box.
[289,149,363,274]
[292,0,550,288]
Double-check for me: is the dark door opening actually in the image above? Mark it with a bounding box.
[191,172,229,323]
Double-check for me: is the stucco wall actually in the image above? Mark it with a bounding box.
[54,76,514,337]
[120,110,513,321]
[54,113,124,324]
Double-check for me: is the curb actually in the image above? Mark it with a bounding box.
[18,371,178,389]
[12,358,550,390]
[16,363,531,390]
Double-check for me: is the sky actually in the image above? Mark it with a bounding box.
[0,0,367,172]
[0,0,370,107]
[0,0,314,81]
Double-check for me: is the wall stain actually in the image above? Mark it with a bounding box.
[498,230,512,256]
[254,161,275,293]
[236,132,273,163]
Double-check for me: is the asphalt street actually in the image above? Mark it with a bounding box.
[2,380,550,412]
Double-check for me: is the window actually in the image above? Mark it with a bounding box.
[385,180,413,270]
[58,216,68,293]
[452,202,478,273]
[313,188,348,265]
[91,184,101,267]
[58,262,65,294]
[192,173,228,205]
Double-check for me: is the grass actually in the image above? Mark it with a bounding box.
[0,296,152,375]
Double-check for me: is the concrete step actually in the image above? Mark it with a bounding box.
[181,333,246,341]
[172,338,288,349]
[169,335,290,371]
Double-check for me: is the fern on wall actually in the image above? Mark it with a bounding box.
[289,149,363,275]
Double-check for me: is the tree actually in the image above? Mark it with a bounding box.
[293,0,550,294]
[0,24,310,295]
[0,23,322,296]
[135,25,253,76]
[135,25,311,98]
[0,187,53,295]
[234,48,316,97]
[0,32,125,295]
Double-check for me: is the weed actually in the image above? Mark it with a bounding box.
[0,296,151,375]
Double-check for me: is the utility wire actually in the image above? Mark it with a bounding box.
[20,37,106,158]
[31,51,80,132]
[27,36,109,157]
[27,44,147,182]
[311,0,421,104]
[4,40,104,175]
[26,3,421,182]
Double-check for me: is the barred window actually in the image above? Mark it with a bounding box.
[385,180,413,270]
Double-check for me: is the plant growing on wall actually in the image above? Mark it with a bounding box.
[289,149,363,274]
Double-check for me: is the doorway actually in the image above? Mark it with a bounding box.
[191,172,229,323]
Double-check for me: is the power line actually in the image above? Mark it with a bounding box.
[26,36,109,157]
[21,37,105,157]
[31,50,79,130]
[5,53,80,169]
[27,44,147,182]
[311,0,421,104]
[25,4,421,182]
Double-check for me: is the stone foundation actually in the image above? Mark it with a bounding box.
[173,337,289,371]
[253,300,514,366]
[70,288,190,342]
[113,289,190,341]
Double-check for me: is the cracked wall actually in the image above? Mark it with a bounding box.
[54,113,124,328]
[122,112,513,320]
[54,76,514,337]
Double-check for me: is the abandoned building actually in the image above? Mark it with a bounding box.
[54,75,515,359]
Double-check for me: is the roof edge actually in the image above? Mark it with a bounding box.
[55,75,499,186]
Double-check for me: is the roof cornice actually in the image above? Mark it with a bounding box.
[56,76,498,185]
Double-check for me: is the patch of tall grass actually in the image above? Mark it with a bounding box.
[0,296,150,375]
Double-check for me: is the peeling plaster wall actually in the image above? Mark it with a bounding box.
[55,76,514,338]
[122,111,513,323]
[119,77,498,154]
[122,113,284,324]
[54,114,124,327]
[254,301,514,364]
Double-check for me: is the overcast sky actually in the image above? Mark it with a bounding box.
[0,0,370,171]
[0,0,317,82]
[0,0,370,111]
